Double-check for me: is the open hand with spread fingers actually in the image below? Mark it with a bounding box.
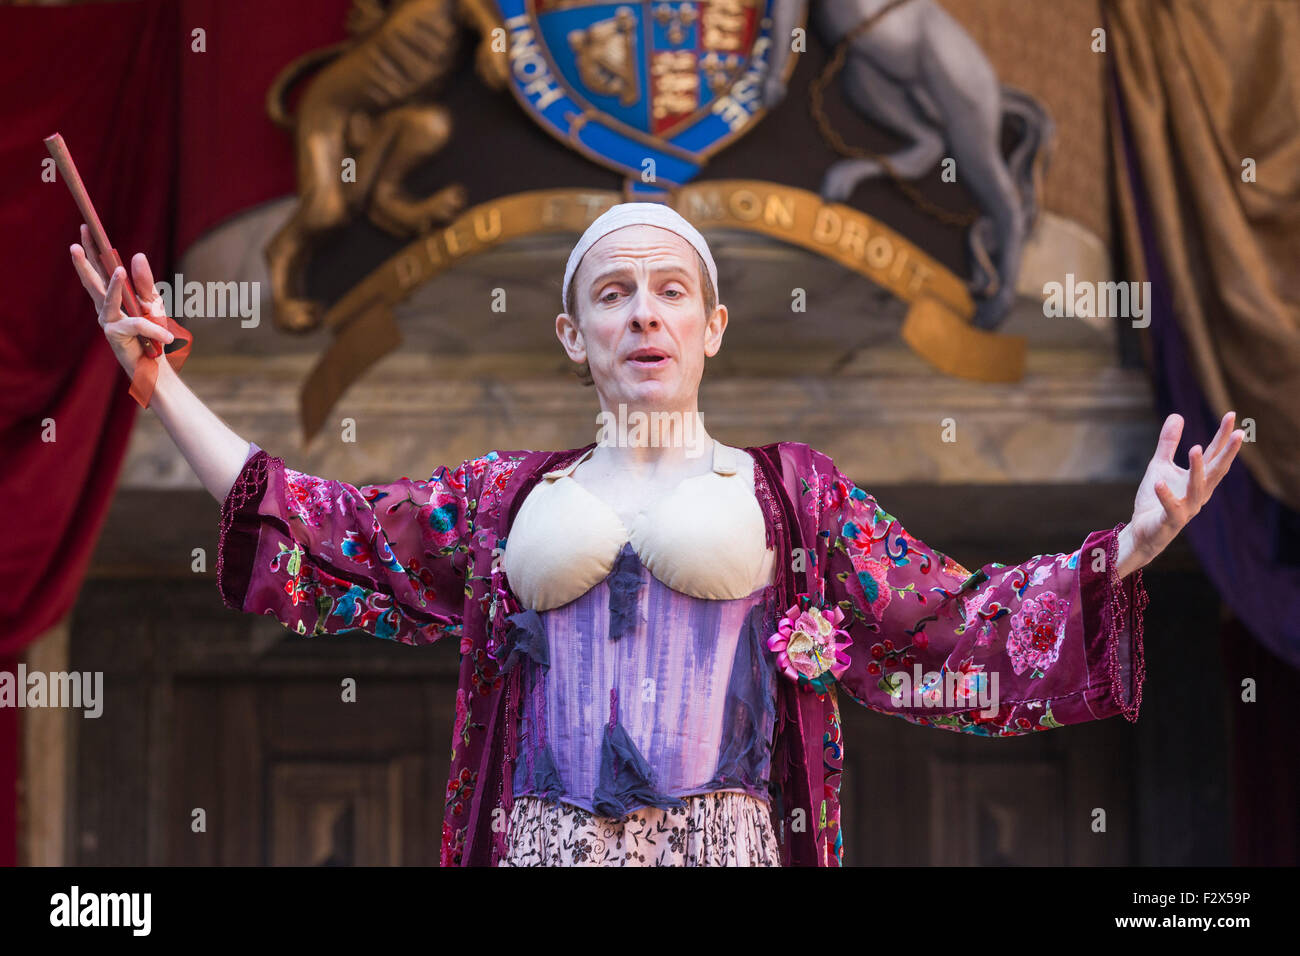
[1116,411,1245,577]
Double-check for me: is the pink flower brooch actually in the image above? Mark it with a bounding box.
[767,598,854,694]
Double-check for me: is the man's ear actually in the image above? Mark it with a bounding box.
[703,302,728,357]
[555,311,587,363]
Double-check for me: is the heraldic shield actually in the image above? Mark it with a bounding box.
[494,0,798,185]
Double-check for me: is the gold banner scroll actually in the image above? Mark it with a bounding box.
[300,183,1024,442]
[672,180,1025,384]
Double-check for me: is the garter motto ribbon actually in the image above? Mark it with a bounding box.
[44,133,193,408]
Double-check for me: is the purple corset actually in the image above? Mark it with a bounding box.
[500,542,779,818]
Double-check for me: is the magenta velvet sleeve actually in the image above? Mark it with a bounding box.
[822,468,1148,735]
[216,443,475,645]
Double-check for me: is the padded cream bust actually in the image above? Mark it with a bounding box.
[503,439,775,611]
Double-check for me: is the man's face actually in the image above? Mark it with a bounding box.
[555,224,727,411]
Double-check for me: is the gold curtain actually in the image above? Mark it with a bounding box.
[1107,0,1300,512]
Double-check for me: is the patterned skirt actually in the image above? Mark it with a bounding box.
[497,791,782,866]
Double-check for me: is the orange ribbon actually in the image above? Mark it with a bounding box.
[123,306,193,408]
[96,249,193,409]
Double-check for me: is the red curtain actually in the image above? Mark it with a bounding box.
[0,0,348,865]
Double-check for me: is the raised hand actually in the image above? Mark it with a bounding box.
[70,222,173,380]
[1126,411,1244,568]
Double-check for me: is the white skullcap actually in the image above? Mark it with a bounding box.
[562,202,718,312]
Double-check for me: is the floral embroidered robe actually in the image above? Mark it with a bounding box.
[217,440,1147,867]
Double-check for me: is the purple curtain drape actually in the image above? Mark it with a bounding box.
[1110,66,1300,674]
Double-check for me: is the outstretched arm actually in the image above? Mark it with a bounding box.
[813,412,1242,733]
[71,230,484,647]
[218,444,490,645]
[819,476,1147,734]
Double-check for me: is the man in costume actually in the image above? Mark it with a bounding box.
[76,203,1244,866]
